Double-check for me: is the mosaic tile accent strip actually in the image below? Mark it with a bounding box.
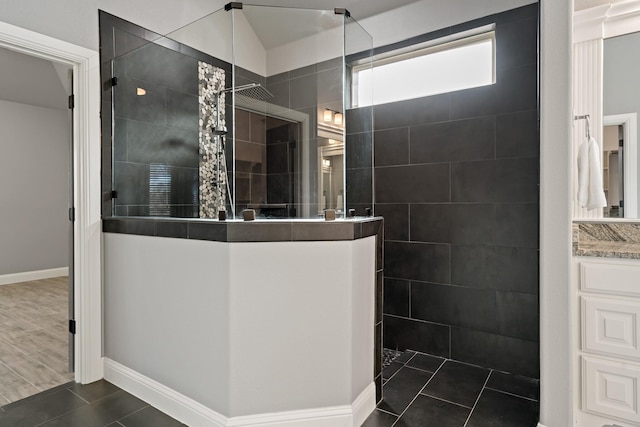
[199,61,227,219]
[573,221,640,259]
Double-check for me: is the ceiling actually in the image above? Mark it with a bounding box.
[239,0,423,20]
[574,0,622,11]
[0,46,70,110]
[218,0,423,50]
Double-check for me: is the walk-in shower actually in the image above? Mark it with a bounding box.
[104,3,373,219]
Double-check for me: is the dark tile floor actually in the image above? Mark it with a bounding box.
[363,350,540,427]
[0,379,184,427]
[1,351,538,427]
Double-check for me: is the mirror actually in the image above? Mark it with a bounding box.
[603,32,639,218]
[574,2,640,219]
[319,142,344,215]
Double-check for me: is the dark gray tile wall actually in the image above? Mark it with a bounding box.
[375,4,539,378]
[99,11,232,218]
[266,58,347,216]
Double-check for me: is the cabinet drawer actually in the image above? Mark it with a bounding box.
[583,356,640,424]
[581,261,640,297]
[583,296,640,361]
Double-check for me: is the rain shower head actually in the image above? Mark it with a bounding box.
[211,83,274,136]
[224,83,274,101]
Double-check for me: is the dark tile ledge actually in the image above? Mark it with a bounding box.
[103,216,383,243]
[573,221,640,259]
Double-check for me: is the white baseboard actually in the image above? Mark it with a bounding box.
[538,424,547,427]
[103,358,376,427]
[0,267,68,286]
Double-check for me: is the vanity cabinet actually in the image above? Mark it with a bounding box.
[577,258,640,426]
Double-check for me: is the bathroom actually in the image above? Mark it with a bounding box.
[0,0,581,426]
[98,1,540,425]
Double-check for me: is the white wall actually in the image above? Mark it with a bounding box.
[0,0,225,51]
[0,100,69,275]
[0,0,537,77]
[103,232,375,421]
[603,31,640,202]
[266,0,537,76]
[103,233,232,413]
[540,0,574,426]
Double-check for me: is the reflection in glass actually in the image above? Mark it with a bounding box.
[107,5,373,219]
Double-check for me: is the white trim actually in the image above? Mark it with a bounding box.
[537,424,548,427]
[0,267,69,286]
[604,113,638,218]
[0,20,103,384]
[104,358,227,427]
[104,358,375,427]
[235,98,311,217]
[574,0,640,43]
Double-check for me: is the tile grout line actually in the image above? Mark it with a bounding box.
[384,351,417,383]
[114,404,150,424]
[31,390,133,427]
[375,407,398,417]
[66,388,91,405]
[484,386,539,403]
[417,392,473,410]
[462,370,493,427]
[390,359,446,427]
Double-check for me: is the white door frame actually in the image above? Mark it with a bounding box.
[603,113,638,218]
[0,21,103,384]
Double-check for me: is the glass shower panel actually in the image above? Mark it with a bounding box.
[344,15,374,215]
[110,7,234,218]
[233,5,345,219]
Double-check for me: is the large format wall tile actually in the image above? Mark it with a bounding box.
[376,4,539,378]
[410,116,495,164]
[451,157,538,203]
[374,204,409,241]
[451,328,539,378]
[374,127,409,167]
[411,282,497,333]
[375,164,450,203]
[450,245,539,294]
[410,203,496,245]
[496,110,539,158]
[385,241,450,284]
[383,315,450,357]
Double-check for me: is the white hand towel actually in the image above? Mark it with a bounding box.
[577,136,607,210]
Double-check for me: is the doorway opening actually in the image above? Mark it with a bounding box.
[0,19,103,394]
[0,45,74,406]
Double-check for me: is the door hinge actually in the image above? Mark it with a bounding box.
[68,94,75,109]
[111,190,118,199]
[111,77,118,87]
[69,319,76,335]
[69,207,75,222]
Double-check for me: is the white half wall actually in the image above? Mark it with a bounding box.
[103,232,375,424]
[103,233,232,414]
[0,99,69,275]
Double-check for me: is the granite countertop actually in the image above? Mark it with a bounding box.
[573,221,640,259]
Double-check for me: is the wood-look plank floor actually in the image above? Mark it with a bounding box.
[0,276,73,406]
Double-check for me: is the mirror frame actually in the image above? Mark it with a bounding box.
[573,0,640,219]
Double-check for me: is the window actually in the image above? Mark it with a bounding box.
[353,28,496,107]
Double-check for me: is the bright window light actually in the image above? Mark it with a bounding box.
[354,31,495,107]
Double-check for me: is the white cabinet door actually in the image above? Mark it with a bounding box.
[583,296,640,361]
[581,261,640,297]
[583,356,640,424]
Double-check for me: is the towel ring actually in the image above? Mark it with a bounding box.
[574,114,591,139]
